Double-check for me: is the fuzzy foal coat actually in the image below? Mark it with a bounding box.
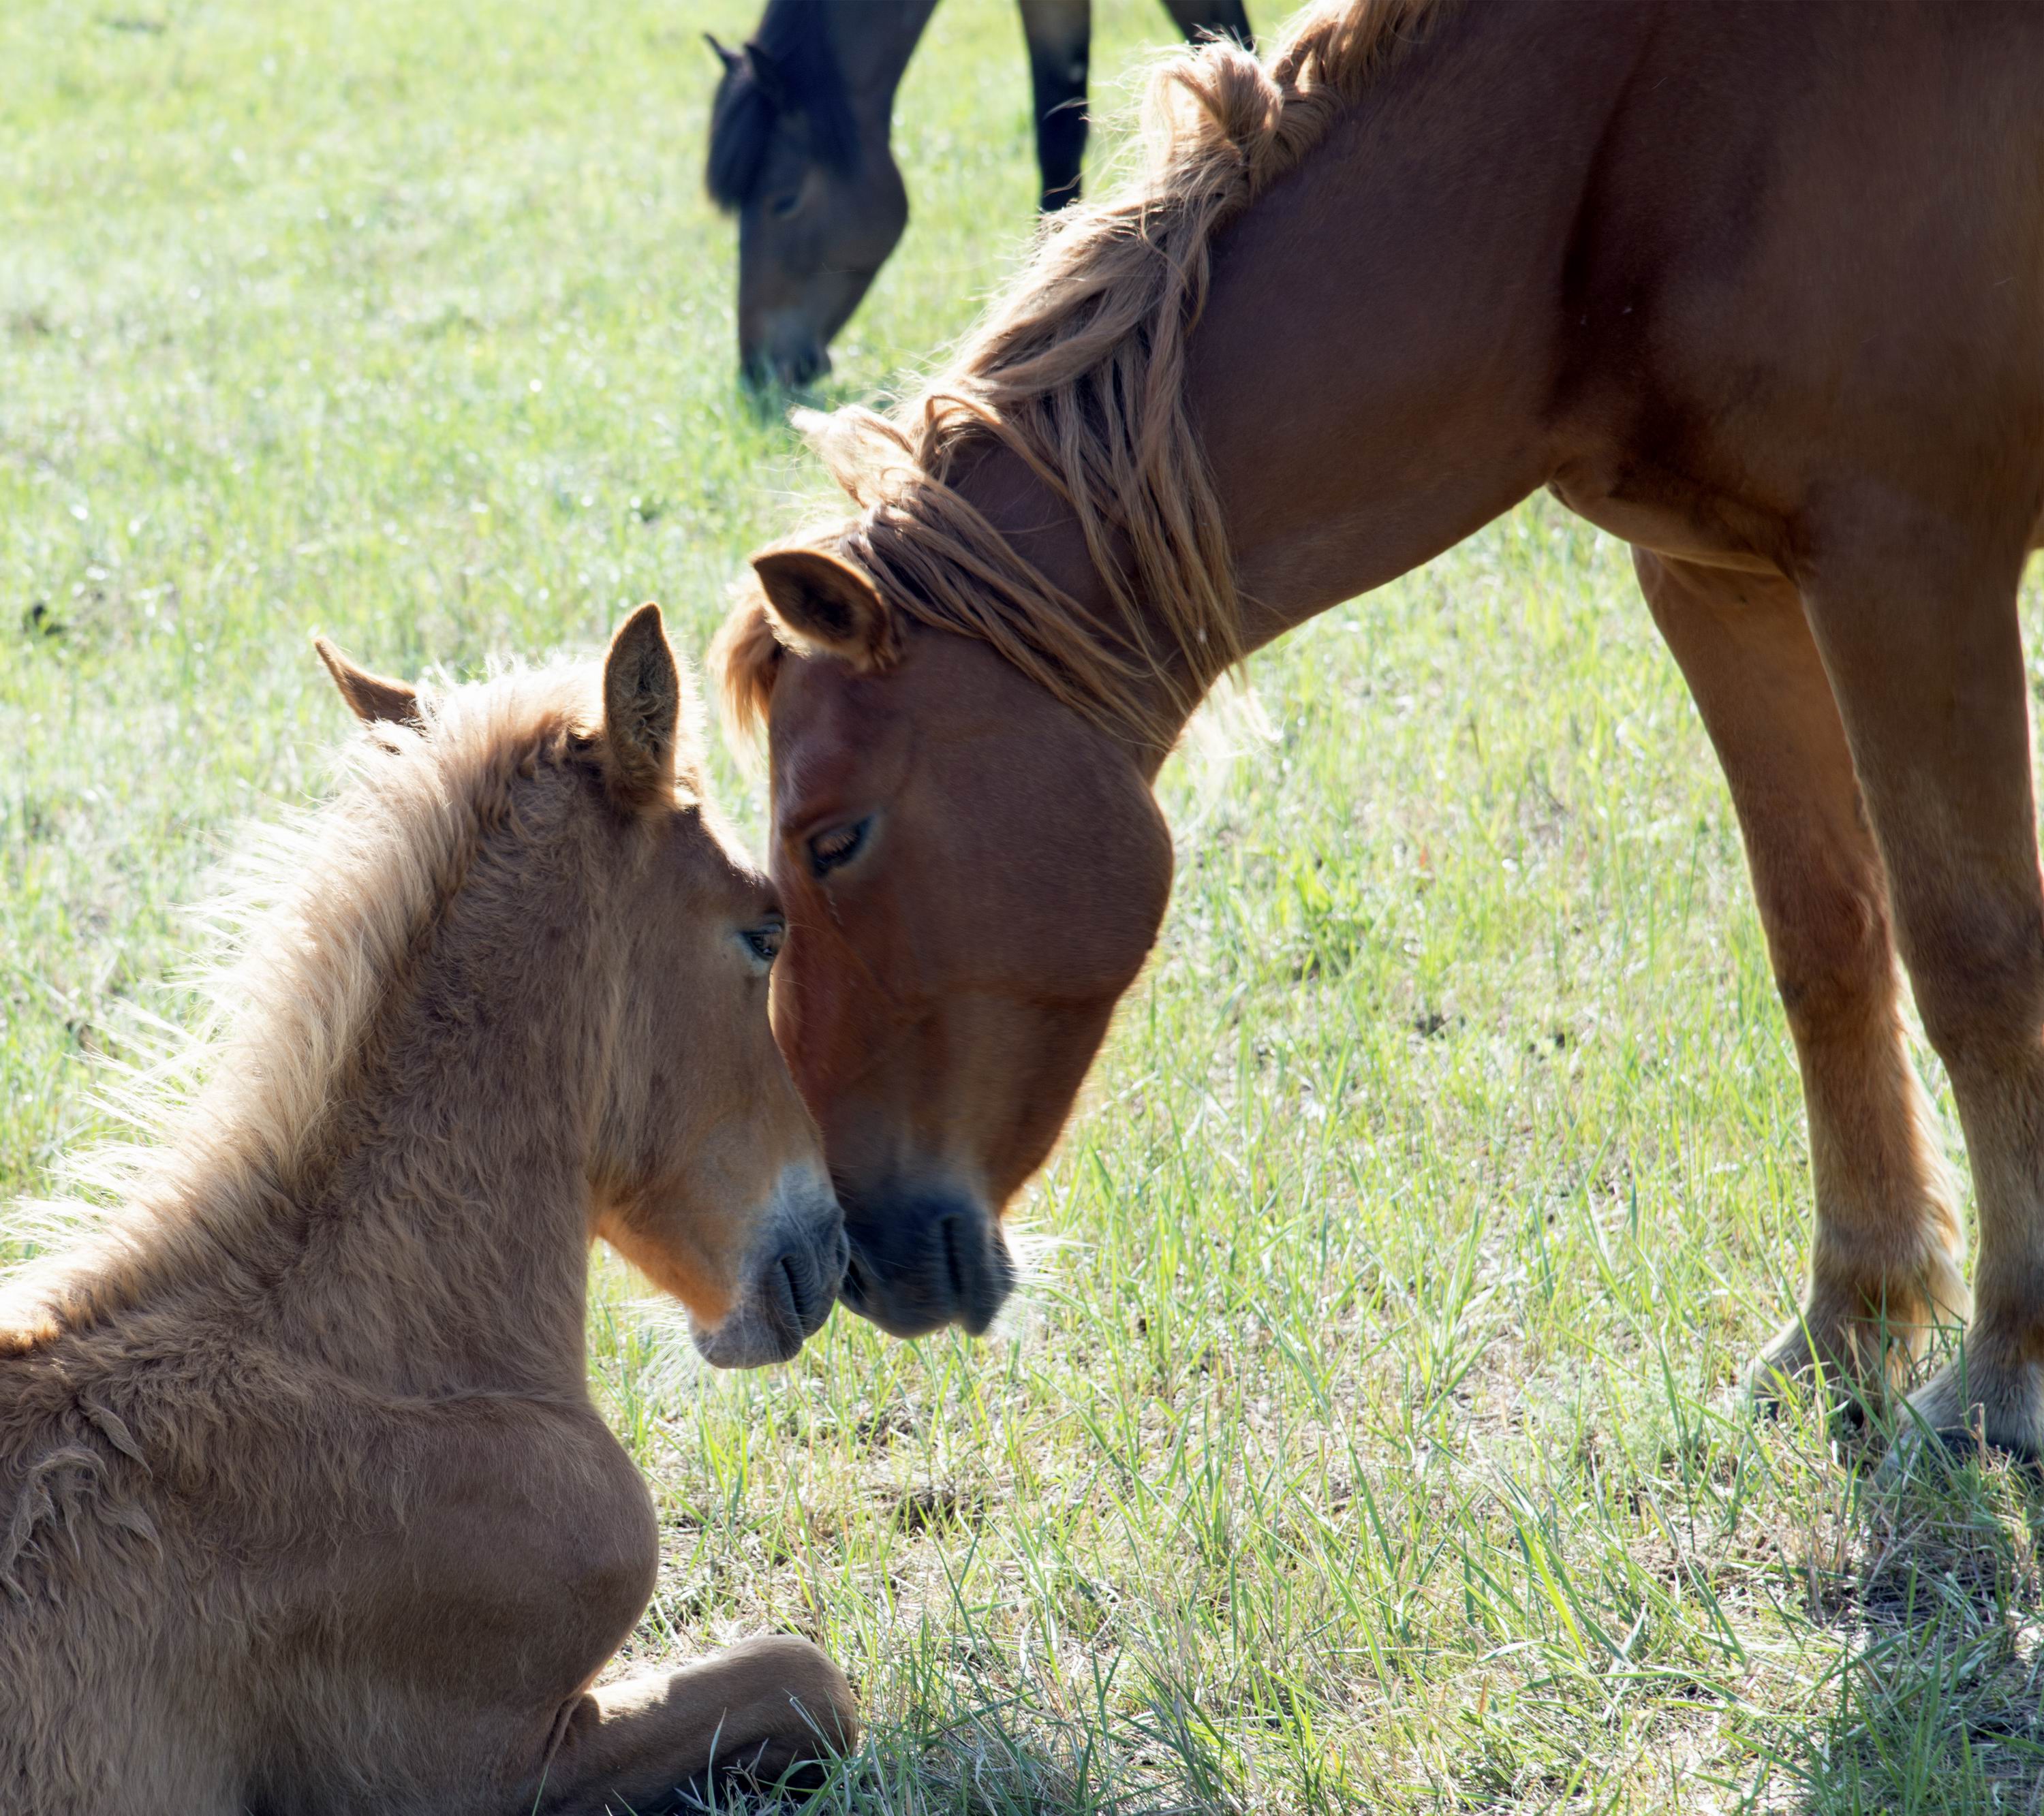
[0,621,854,1812]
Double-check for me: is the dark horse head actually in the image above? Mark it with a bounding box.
[704,0,907,388]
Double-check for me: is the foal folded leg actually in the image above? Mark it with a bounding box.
[530,1636,857,1814]
[1635,550,1968,1397]
[1797,529,2044,1458]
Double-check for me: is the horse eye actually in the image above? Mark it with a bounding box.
[741,918,784,967]
[808,818,869,878]
[767,189,803,219]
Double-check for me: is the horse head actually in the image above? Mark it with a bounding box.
[713,559,1174,1339]
[704,8,906,387]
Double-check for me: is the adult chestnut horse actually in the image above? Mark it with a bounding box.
[1,612,854,1811]
[717,0,2044,1463]
[706,0,1251,384]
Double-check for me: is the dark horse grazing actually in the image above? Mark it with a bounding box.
[717,0,2044,1468]
[705,0,1251,385]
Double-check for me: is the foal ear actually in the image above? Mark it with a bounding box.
[704,31,742,75]
[750,546,899,670]
[602,602,688,807]
[313,637,424,732]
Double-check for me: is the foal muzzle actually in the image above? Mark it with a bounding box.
[690,1183,849,1369]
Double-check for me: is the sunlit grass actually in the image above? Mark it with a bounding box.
[7,2,2044,1811]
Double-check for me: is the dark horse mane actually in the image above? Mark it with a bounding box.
[706,0,862,209]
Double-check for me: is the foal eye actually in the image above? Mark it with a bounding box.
[807,817,869,878]
[741,918,784,968]
[767,189,803,219]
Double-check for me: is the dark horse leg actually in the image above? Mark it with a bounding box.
[1157,0,1252,50]
[1017,0,1091,210]
[1016,0,1252,212]
[1791,523,2044,1462]
[1634,551,1968,1400]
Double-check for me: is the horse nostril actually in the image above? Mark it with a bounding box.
[938,1214,967,1304]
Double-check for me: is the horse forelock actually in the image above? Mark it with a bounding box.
[715,0,1448,749]
[709,593,786,748]
[0,659,695,1347]
[704,0,861,210]
[707,67,776,208]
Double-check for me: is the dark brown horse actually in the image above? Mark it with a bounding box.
[705,0,1251,384]
[717,0,2044,1467]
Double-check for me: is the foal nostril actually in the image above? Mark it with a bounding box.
[769,1229,843,1338]
[773,1253,809,1332]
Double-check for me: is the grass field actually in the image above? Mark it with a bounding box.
[7,2,2044,1811]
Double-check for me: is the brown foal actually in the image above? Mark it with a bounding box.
[718,0,2044,1462]
[0,610,855,1812]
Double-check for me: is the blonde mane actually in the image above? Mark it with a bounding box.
[0,660,673,1349]
[716,0,1444,749]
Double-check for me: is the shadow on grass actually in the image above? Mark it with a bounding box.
[1761,1450,2044,1816]
[672,1662,1258,1816]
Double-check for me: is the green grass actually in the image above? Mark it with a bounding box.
[7,2,2044,1811]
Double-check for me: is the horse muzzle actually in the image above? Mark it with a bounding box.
[740,332,831,391]
[690,1183,849,1369]
[838,1189,1015,1340]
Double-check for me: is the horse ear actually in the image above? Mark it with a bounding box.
[704,31,742,75]
[602,603,688,807]
[313,637,424,732]
[743,40,788,105]
[751,547,898,670]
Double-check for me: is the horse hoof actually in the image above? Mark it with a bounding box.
[1741,1319,1868,1425]
[1744,1290,1954,1426]
[1872,1352,2044,1488]
[1871,1423,2005,1492]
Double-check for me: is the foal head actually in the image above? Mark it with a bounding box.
[705,8,906,386]
[322,608,846,1367]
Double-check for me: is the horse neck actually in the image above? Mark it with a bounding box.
[820,0,937,123]
[219,829,611,1397]
[950,0,1646,770]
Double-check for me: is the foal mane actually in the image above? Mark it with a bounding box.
[706,0,861,210]
[0,663,647,1351]
[715,0,1444,751]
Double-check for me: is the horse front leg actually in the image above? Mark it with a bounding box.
[1633,550,1968,1401]
[1017,0,1090,210]
[529,1637,857,1815]
[1157,0,1252,50]
[1795,525,2044,1462]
